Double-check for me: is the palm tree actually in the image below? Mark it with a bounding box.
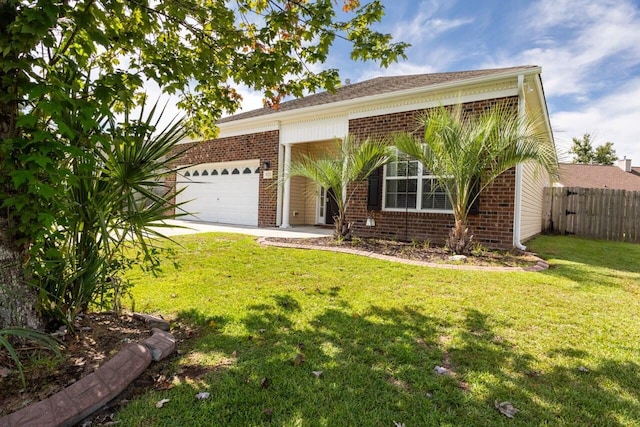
[34,100,189,326]
[394,102,557,254]
[287,137,394,240]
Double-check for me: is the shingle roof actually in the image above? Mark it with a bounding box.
[558,163,640,191]
[217,65,539,124]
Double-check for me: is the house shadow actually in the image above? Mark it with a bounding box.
[146,301,640,426]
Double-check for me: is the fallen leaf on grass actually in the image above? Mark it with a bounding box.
[260,377,270,389]
[155,398,170,408]
[290,353,306,367]
[434,365,452,375]
[458,381,470,391]
[195,392,210,400]
[495,400,519,418]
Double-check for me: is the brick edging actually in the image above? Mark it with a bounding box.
[257,238,549,272]
[1,322,176,427]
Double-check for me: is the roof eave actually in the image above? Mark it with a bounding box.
[218,66,542,131]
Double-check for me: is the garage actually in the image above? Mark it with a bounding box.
[175,161,260,226]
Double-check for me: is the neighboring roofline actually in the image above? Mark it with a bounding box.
[217,66,542,131]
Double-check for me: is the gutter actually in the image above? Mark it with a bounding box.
[513,74,527,251]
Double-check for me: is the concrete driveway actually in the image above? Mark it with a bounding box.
[152,219,334,238]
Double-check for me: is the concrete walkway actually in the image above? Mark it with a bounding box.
[151,219,334,238]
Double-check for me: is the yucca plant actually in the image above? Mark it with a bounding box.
[287,137,394,240]
[33,100,189,327]
[394,102,558,254]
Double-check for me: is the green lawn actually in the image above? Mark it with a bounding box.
[118,234,640,426]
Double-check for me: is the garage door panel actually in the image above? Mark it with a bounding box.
[176,162,259,226]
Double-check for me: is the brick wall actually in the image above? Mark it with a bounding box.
[166,96,521,248]
[168,130,280,227]
[350,170,516,249]
[349,97,518,249]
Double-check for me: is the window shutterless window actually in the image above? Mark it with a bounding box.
[383,153,453,212]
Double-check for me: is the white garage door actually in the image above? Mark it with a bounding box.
[176,161,260,226]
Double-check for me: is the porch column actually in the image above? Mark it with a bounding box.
[280,143,292,228]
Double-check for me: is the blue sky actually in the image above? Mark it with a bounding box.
[162,0,640,164]
[354,0,640,164]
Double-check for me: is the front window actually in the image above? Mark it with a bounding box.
[384,153,453,212]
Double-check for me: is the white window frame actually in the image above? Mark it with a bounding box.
[382,155,454,214]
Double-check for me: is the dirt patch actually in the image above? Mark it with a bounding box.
[0,313,198,423]
[265,236,540,268]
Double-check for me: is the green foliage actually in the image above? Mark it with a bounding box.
[569,134,617,165]
[0,0,408,328]
[287,137,394,239]
[594,141,617,165]
[394,103,558,254]
[0,327,61,387]
[117,233,640,425]
[31,101,188,327]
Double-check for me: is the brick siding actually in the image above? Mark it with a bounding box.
[168,130,280,227]
[349,97,518,249]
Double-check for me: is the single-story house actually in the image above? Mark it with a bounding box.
[555,159,640,191]
[170,65,555,249]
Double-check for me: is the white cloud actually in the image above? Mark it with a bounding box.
[480,0,640,98]
[515,0,640,97]
[393,14,472,46]
[551,78,640,163]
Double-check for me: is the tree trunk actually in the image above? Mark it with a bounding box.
[334,211,352,241]
[446,219,473,255]
[0,5,42,329]
[0,219,42,329]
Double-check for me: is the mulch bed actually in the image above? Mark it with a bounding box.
[0,313,198,424]
[265,236,541,268]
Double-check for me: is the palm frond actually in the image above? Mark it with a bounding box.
[394,101,557,253]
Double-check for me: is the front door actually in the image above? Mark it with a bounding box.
[325,187,339,225]
[317,186,339,225]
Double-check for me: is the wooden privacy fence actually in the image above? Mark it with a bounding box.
[543,187,640,243]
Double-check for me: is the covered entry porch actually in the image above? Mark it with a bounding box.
[279,139,340,228]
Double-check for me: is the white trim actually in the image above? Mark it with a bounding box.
[216,69,539,134]
[280,115,349,145]
[381,159,454,215]
[276,128,284,227]
[280,143,292,228]
[348,87,518,120]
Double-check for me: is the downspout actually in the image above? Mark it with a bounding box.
[513,75,526,251]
